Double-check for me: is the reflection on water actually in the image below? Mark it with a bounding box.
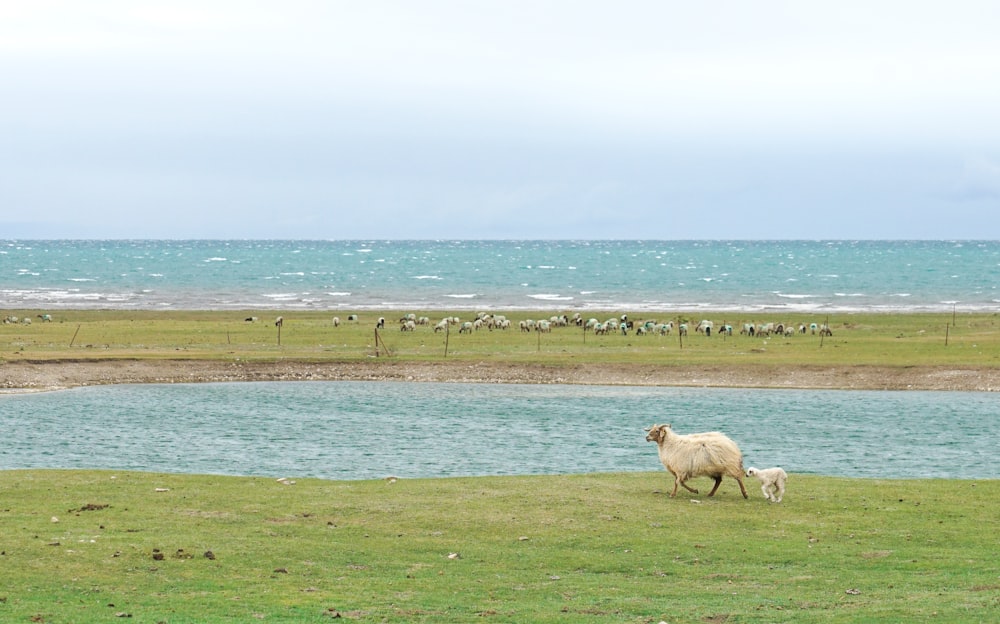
[1,382,996,480]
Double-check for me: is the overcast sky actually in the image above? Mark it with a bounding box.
[3,1,1000,240]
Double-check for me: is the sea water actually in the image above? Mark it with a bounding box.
[3,239,1000,313]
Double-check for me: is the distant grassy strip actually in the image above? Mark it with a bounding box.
[0,470,997,623]
[2,308,999,368]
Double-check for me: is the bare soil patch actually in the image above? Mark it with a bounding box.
[3,359,999,393]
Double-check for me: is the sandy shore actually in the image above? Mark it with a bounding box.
[3,359,998,393]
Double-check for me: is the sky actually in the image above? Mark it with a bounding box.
[3,1,1000,240]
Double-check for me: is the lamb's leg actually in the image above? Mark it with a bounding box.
[706,476,722,496]
[761,483,771,500]
[774,480,785,503]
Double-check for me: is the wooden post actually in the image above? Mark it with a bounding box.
[69,324,81,347]
[444,322,450,357]
[820,314,829,348]
[945,324,950,347]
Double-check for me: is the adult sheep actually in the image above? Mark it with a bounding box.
[644,424,748,499]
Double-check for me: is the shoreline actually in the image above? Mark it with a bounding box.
[3,359,998,393]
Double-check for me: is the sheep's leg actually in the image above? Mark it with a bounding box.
[737,476,748,499]
[706,476,723,496]
[678,478,699,494]
[774,481,785,503]
[761,483,771,500]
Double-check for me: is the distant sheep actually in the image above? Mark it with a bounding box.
[275,316,283,327]
[644,424,748,499]
[746,466,787,503]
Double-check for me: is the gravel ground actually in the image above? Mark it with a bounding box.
[3,359,999,393]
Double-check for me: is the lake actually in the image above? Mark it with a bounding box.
[2,382,994,480]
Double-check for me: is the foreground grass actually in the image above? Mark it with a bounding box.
[1,470,997,623]
[3,309,1000,369]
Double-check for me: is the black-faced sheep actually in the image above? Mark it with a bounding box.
[746,466,787,503]
[645,424,748,499]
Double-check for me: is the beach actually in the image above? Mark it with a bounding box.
[3,359,997,393]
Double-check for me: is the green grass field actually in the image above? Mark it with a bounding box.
[1,471,997,623]
[3,308,999,369]
[3,309,999,622]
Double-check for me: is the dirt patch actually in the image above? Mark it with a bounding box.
[3,359,999,393]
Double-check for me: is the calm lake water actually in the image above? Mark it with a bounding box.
[2,382,994,480]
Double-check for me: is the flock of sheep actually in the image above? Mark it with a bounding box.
[324,311,833,341]
[645,423,787,503]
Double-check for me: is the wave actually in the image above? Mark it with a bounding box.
[528,294,575,301]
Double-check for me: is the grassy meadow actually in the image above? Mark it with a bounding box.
[3,309,999,622]
[2,308,1000,369]
[1,470,998,623]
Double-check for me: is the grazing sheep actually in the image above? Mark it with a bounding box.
[376,317,385,329]
[37,314,53,322]
[644,424,748,499]
[400,320,416,331]
[332,316,340,327]
[746,466,787,503]
[274,316,283,327]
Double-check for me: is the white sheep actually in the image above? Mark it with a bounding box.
[746,466,787,503]
[645,424,748,499]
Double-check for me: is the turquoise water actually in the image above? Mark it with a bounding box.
[2,382,994,480]
[3,239,1000,312]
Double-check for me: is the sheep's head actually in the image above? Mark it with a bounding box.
[746,467,759,477]
[644,424,671,442]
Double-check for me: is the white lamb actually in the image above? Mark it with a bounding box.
[746,466,787,503]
